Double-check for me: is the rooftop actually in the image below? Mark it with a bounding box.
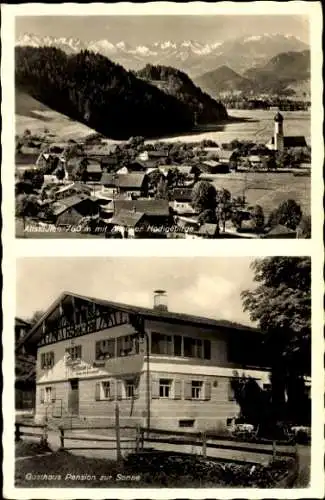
[110,209,144,227]
[113,198,170,217]
[18,291,259,350]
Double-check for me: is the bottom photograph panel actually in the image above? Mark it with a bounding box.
[15,256,311,489]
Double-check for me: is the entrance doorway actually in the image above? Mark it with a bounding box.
[68,379,79,415]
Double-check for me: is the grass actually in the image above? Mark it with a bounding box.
[16,88,97,141]
[15,441,294,488]
[209,171,310,216]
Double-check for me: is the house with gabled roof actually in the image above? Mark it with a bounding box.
[51,194,99,227]
[17,290,271,430]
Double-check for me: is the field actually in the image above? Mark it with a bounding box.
[209,171,310,217]
[16,89,98,141]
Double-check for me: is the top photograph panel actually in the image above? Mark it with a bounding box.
[15,11,312,239]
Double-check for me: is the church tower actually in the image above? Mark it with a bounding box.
[274,111,284,152]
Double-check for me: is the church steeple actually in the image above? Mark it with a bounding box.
[274,111,284,152]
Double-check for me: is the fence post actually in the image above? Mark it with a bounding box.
[202,432,207,458]
[15,423,21,443]
[140,427,144,450]
[135,425,140,453]
[59,427,64,450]
[115,403,122,463]
[41,424,48,446]
[272,439,277,461]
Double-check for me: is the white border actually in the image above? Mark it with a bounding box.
[2,2,324,499]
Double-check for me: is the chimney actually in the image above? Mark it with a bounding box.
[153,289,168,312]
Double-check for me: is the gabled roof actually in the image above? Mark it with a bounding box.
[113,199,170,217]
[51,194,90,216]
[263,224,297,238]
[218,150,235,160]
[15,317,31,327]
[118,173,146,189]
[148,150,169,158]
[101,173,117,186]
[17,291,260,351]
[110,209,144,227]
[86,162,102,173]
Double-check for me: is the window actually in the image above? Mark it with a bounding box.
[125,381,135,399]
[66,345,82,361]
[95,380,114,401]
[179,419,195,428]
[117,335,138,357]
[102,381,111,399]
[45,387,52,403]
[40,386,56,404]
[174,335,182,356]
[151,333,173,355]
[41,351,54,369]
[203,339,211,360]
[96,339,115,360]
[159,379,172,398]
[191,381,203,399]
[184,338,203,358]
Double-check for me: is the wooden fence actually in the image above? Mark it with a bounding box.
[138,427,298,464]
[15,422,48,445]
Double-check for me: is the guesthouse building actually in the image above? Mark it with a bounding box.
[17,291,272,431]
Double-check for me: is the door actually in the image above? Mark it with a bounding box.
[68,379,79,415]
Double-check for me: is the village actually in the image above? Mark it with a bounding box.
[15,112,311,239]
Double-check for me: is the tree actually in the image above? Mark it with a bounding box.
[268,199,302,230]
[15,194,39,218]
[22,169,44,190]
[250,205,265,234]
[198,209,218,225]
[216,188,231,232]
[191,180,217,213]
[156,177,168,200]
[55,166,66,181]
[231,372,271,427]
[71,158,88,182]
[29,310,45,325]
[297,215,311,239]
[241,257,311,424]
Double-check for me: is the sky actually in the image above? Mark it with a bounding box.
[16,257,256,326]
[15,15,309,45]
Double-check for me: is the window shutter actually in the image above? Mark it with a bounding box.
[134,383,139,399]
[40,388,44,404]
[204,381,211,400]
[204,339,211,360]
[228,380,235,401]
[95,382,101,401]
[151,378,160,399]
[109,380,115,401]
[184,380,192,400]
[174,379,182,400]
[51,387,56,402]
[116,379,123,400]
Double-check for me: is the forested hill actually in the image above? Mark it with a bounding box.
[136,64,228,124]
[15,47,195,139]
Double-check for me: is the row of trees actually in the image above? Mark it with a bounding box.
[190,180,310,236]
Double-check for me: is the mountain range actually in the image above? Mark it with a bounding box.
[196,50,310,96]
[16,33,308,77]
